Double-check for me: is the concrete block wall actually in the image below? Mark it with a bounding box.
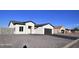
[0,28,14,34]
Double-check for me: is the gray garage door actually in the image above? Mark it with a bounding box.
[44,28,52,35]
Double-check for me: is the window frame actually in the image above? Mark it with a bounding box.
[19,26,24,32]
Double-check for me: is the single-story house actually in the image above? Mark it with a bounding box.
[54,26,65,34]
[9,20,54,35]
[65,29,71,34]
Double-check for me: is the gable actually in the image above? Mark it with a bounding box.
[60,27,65,30]
[43,24,54,29]
[8,22,14,27]
[25,22,35,25]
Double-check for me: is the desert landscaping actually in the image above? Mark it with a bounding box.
[0,34,79,48]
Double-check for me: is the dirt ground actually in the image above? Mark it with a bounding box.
[0,34,74,48]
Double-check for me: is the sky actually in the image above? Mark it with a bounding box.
[0,10,79,29]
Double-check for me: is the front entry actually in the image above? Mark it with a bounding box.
[44,28,52,35]
[61,30,64,33]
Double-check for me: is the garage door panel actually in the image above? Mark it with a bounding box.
[44,28,52,35]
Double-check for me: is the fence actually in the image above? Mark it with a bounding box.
[0,28,14,34]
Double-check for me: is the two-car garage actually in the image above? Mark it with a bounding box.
[44,28,52,35]
[34,23,54,35]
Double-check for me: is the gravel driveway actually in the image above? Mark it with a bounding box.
[0,34,73,48]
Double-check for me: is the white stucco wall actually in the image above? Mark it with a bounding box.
[35,24,54,34]
[14,25,26,34]
[9,22,35,34]
[25,22,35,34]
[35,27,44,34]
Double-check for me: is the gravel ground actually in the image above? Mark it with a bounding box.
[69,40,79,48]
[53,34,79,40]
[0,34,73,48]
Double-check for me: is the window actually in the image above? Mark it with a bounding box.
[28,26,32,29]
[19,26,23,32]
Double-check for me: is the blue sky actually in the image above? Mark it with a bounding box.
[0,10,79,29]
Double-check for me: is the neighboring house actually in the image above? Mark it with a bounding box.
[54,26,65,34]
[9,21,54,35]
[65,29,71,34]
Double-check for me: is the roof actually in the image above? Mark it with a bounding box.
[9,20,54,27]
[8,20,36,26]
[54,26,63,29]
[35,23,54,28]
[66,29,71,31]
[11,21,25,25]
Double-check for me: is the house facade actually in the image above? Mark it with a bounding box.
[65,29,71,34]
[54,26,65,34]
[9,21,54,35]
[35,24,54,34]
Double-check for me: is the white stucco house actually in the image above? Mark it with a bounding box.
[9,21,54,35]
